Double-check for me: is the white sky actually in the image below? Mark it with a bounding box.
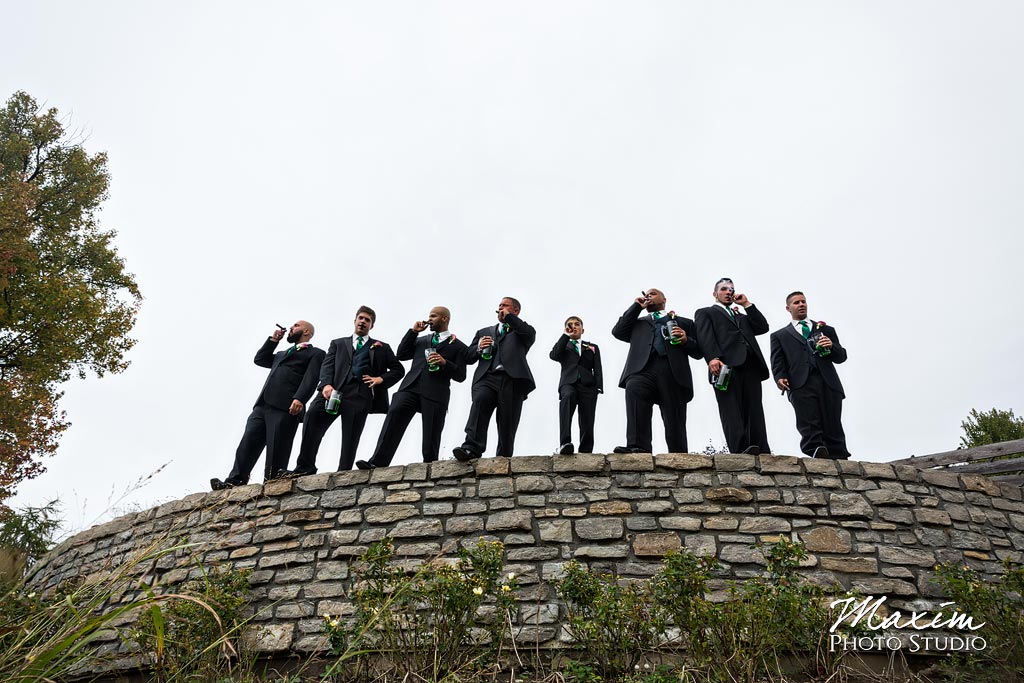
[6,2,1023,536]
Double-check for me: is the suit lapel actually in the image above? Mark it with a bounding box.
[785,323,805,344]
[340,339,354,377]
[717,305,738,327]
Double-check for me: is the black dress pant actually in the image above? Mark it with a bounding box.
[296,380,372,472]
[790,369,849,459]
[370,389,447,465]
[623,354,688,453]
[227,403,299,482]
[713,362,771,454]
[462,371,523,457]
[558,384,598,453]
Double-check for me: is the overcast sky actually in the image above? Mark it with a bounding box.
[6,2,1023,536]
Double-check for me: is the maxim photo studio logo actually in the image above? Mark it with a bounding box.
[829,595,986,654]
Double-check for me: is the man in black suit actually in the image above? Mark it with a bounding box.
[611,288,702,454]
[211,320,326,490]
[549,316,603,454]
[357,306,468,468]
[694,278,771,456]
[770,291,850,459]
[293,305,404,474]
[453,297,536,460]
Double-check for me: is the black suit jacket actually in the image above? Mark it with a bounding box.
[395,329,469,405]
[770,322,847,397]
[611,303,703,401]
[549,335,603,393]
[253,338,326,418]
[318,336,405,414]
[466,314,537,398]
[694,304,770,380]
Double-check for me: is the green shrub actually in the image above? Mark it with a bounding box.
[556,560,667,680]
[0,546,181,683]
[0,501,61,581]
[133,565,254,682]
[934,559,1024,683]
[324,538,518,681]
[558,538,855,683]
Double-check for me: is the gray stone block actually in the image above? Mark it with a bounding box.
[478,478,515,497]
[758,455,802,473]
[392,519,444,538]
[829,493,873,518]
[608,453,655,471]
[517,475,555,492]
[446,516,485,534]
[738,517,791,534]
[655,453,713,470]
[575,518,624,540]
[511,456,554,473]
[364,505,419,524]
[714,454,756,471]
[554,476,612,491]
[486,509,533,531]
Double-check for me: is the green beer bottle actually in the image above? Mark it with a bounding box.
[325,388,341,415]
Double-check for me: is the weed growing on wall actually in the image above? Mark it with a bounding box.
[133,565,255,682]
[558,537,857,683]
[556,560,667,680]
[934,559,1024,683]
[323,538,518,682]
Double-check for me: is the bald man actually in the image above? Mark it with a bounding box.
[212,320,326,490]
[612,288,702,454]
[454,296,537,460]
[358,307,469,468]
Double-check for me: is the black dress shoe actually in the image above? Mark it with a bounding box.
[290,468,317,476]
[742,446,761,456]
[558,443,574,455]
[452,447,480,462]
[812,446,830,459]
[267,469,292,480]
[613,446,642,454]
[210,477,245,491]
[355,460,376,470]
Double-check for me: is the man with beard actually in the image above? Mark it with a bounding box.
[611,288,702,454]
[357,306,468,468]
[292,305,404,474]
[211,320,325,490]
[453,296,536,460]
[694,277,771,455]
[770,291,850,459]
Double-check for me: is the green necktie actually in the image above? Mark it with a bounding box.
[799,321,810,339]
[571,339,580,354]
[652,311,662,320]
[431,332,440,346]
[501,323,509,335]
[356,336,365,350]
[286,344,297,356]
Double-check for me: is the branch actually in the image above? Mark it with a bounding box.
[25,144,44,183]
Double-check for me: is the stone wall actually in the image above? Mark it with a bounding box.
[27,453,1024,667]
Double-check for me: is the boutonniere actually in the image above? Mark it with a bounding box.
[668,310,677,318]
[371,341,383,348]
[295,342,310,350]
[815,321,826,330]
[584,343,597,353]
[447,334,456,344]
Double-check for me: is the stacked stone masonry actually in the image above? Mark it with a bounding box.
[27,453,1024,664]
